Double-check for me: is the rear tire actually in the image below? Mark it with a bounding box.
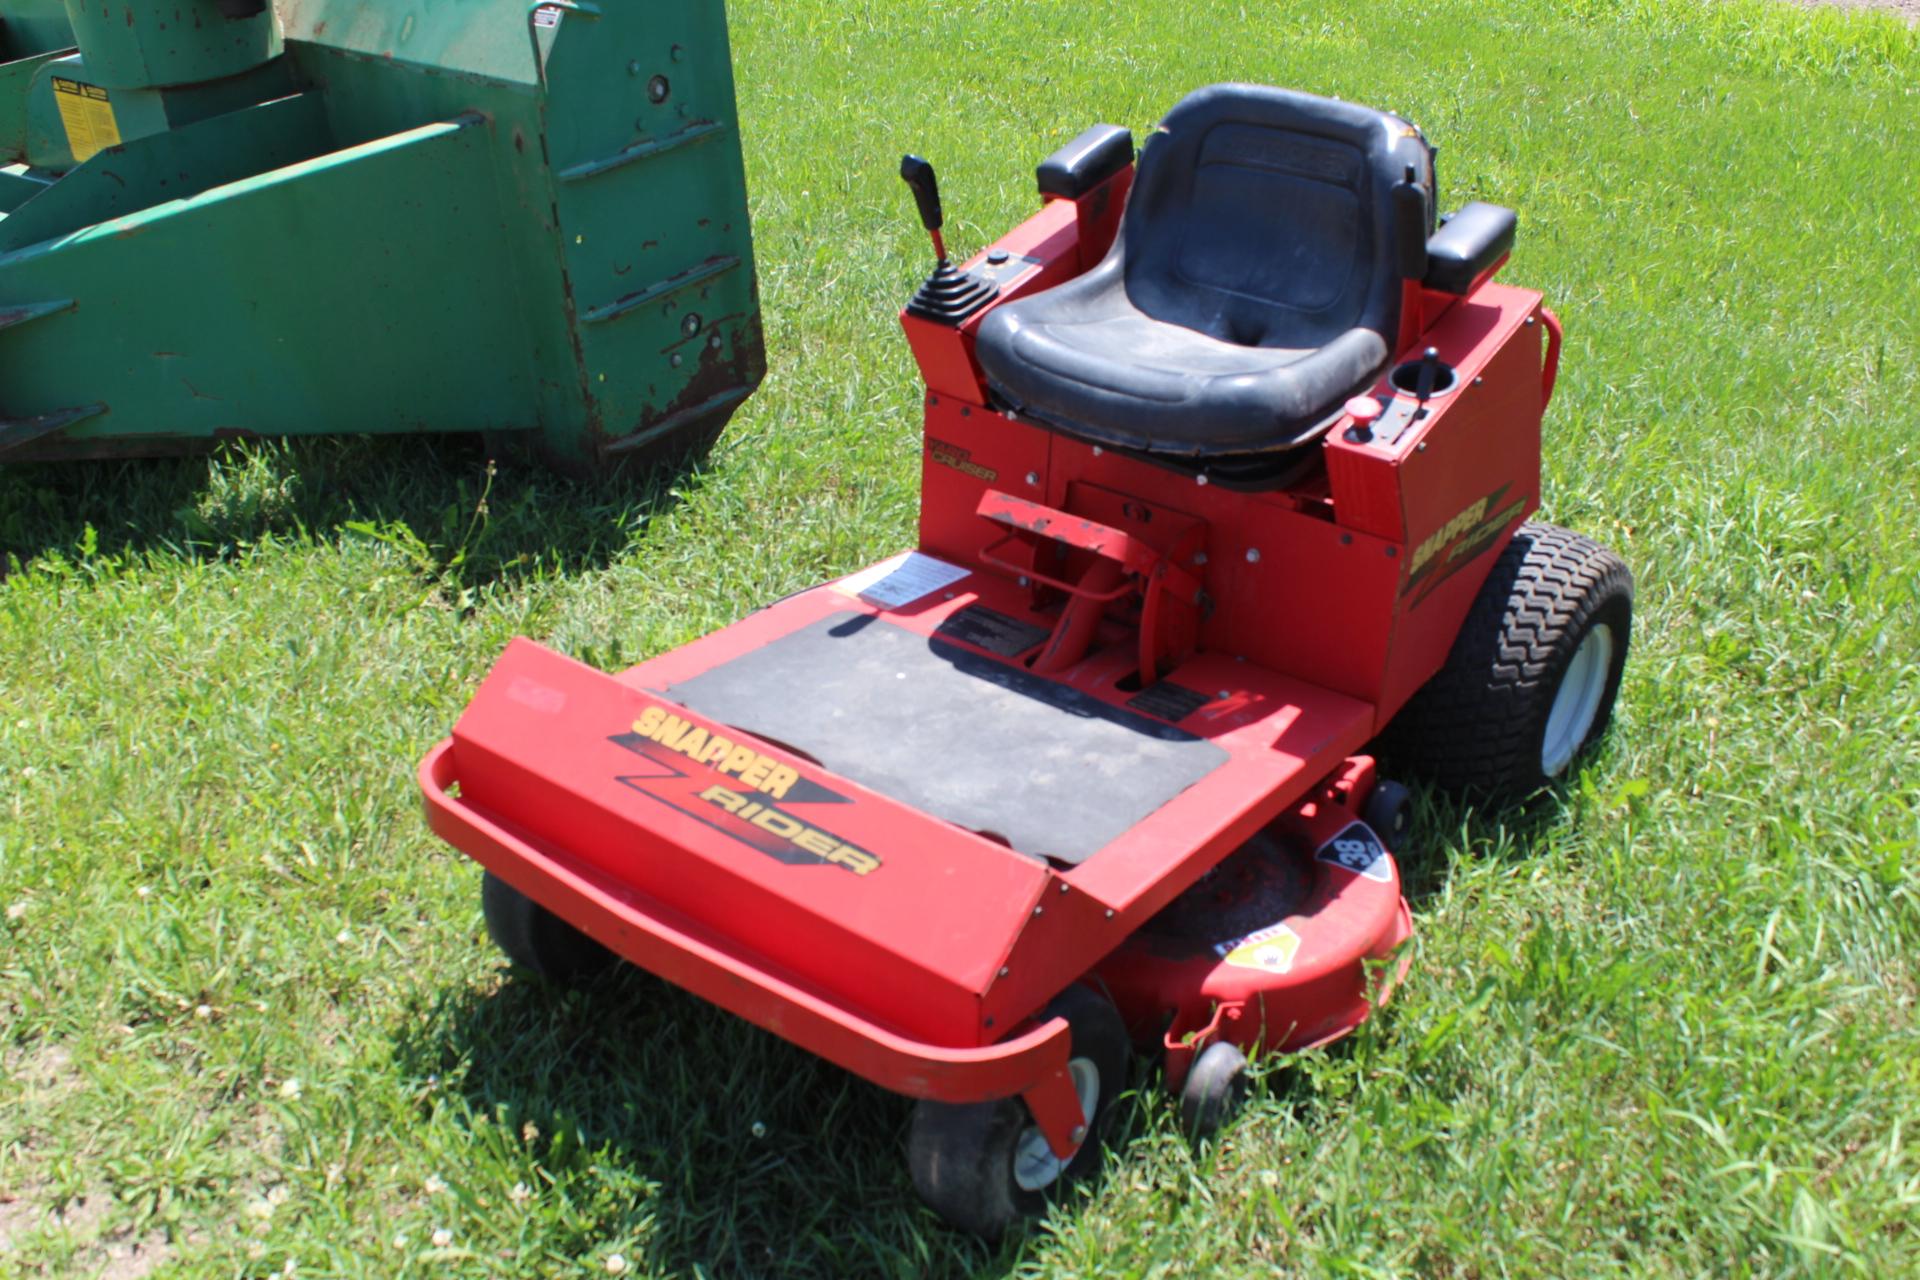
[1387,523,1631,797]
[481,871,616,985]
[907,985,1129,1239]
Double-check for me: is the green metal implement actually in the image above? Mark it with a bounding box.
[0,0,765,469]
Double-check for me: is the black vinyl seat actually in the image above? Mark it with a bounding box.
[976,84,1434,457]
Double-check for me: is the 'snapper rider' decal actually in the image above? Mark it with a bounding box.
[1401,483,1527,607]
[610,704,881,876]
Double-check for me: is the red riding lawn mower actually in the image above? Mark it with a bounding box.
[419,84,1632,1238]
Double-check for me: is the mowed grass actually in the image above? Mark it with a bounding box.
[4,0,1919,1275]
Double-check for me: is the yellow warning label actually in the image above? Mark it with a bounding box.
[1218,922,1302,974]
[51,78,120,164]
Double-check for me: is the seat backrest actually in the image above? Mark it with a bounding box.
[1122,84,1433,352]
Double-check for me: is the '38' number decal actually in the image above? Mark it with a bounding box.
[1315,822,1394,884]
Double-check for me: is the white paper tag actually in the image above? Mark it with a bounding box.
[834,551,971,609]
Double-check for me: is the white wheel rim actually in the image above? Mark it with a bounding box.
[1012,1057,1099,1192]
[1541,622,1614,777]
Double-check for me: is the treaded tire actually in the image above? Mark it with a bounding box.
[907,985,1129,1239]
[1385,522,1632,797]
[481,871,616,984]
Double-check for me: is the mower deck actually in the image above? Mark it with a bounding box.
[433,561,1376,1055]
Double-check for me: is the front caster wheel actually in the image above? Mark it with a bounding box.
[1180,1040,1250,1140]
[907,984,1128,1239]
[481,871,616,985]
[1362,778,1413,848]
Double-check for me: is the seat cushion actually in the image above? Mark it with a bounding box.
[975,83,1431,457]
[978,249,1389,455]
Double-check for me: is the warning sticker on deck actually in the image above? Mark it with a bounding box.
[1126,680,1210,724]
[1217,922,1301,974]
[531,4,564,27]
[833,551,970,609]
[934,605,1046,657]
[51,78,119,164]
[1316,821,1394,883]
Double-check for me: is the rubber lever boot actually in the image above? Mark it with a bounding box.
[900,153,999,325]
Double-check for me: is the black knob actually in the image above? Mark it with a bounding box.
[1415,346,1442,400]
[900,154,944,233]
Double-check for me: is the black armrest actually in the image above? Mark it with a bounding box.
[1424,201,1517,295]
[1036,124,1135,200]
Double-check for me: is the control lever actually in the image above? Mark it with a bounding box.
[898,153,998,325]
[1413,347,1442,402]
[899,154,948,262]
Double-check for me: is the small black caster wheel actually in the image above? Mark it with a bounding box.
[907,984,1128,1239]
[481,871,616,985]
[1180,1040,1249,1140]
[1362,778,1413,848]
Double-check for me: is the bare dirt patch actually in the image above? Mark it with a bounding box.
[9,1041,84,1106]
[0,1191,177,1280]
[1798,0,1920,24]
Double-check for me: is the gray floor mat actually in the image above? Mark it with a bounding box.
[667,612,1228,864]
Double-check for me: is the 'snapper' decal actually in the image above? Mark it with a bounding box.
[1315,821,1394,884]
[610,705,880,876]
[1402,484,1526,607]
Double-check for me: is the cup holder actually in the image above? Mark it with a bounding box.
[1389,358,1459,397]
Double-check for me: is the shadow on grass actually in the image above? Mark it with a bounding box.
[1392,789,1574,910]
[0,431,715,589]
[392,963,1053,1280]
[386,769,1615,1278]
[1378,737,1624,912]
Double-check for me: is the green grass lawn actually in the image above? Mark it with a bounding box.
[4,0,1919,1275]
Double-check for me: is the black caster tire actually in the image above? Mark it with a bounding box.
[1386,523,1632,797]
[1362,778,1413,849]
[481,871,617,985]
[907,984,1129,1240]
[1180,1040,1250,1140]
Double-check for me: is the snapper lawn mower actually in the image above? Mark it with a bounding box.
[418,83,1632,1237]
